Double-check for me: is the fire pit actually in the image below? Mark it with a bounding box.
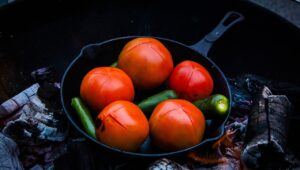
[1,0,300,169]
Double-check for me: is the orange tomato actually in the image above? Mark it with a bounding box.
[80,67,134,112]
[169,60,214,102]
[149,99,206,151]
[118,37,173,89]
[96,100,149,151]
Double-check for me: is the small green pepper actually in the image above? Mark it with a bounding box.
[138,90,178,114]
[110,61,118,67]
[193,94,229,118]
[71,97,96,138]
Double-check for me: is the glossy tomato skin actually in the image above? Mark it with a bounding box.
[169,60,214,102]
[96,100,149,151]
[118,37,173,89]
[80,67,134,112]
[149,99,206,151]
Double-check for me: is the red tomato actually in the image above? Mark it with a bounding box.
[169,60,214,101]
[118,37,174,89]
[149,99,206,151]
[80,67,134,112]
[96,100,149,151]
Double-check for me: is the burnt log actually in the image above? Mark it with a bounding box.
[231,74,300,95]
[0,133,23,170]
[241,86,292,169]
[1,82,68,169]
[0,84,40,119]
[229,74,300,113]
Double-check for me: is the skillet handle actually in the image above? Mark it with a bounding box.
[191,11,244,57]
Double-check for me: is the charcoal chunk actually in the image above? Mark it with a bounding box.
[148,158,188,170]
[241,86,291,169]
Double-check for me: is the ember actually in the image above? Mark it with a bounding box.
[186,113,247,169]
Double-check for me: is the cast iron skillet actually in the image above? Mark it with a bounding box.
[61,11,244,158]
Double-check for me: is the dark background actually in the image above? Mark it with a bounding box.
[0,0,299,169]
[0,0,299,81]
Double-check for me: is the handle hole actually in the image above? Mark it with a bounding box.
[223,13,240,26]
